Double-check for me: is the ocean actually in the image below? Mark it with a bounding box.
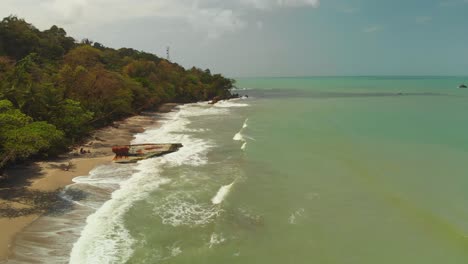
[7,76,468,263]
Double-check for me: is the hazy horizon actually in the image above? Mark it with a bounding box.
[1,0,468,77]
[234,75,468,78]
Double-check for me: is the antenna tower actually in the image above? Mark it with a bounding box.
[166,46,170,61]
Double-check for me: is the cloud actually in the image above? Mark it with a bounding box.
[415,16,432,24]
[242,0,320,9]
[0,0,320,39]
[256,20,264,30]
[188,8,246,39]
[41,0,87,24]
[363,25,382,33]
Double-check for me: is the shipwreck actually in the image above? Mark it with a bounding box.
[112,143,183,163]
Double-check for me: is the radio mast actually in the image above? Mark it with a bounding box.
[166,46,170,61]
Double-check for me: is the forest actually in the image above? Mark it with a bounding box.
[0,16,234,175]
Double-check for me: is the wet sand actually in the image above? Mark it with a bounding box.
[0,104,177,261]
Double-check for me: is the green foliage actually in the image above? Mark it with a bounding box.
[3,121,64,159]
[0,99,64,166]
[0,99,31,132]
[0,16,234,171]
[49,99,93,141]
[0,16,74,61]
[64,45,102,68]
[0,16,40,60]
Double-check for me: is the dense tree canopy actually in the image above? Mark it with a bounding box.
[0,99,64,168]
[0,16,234,172]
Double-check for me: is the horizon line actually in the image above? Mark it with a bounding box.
[232,75,468,79]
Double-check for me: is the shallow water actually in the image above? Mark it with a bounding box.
[7,76,468,263]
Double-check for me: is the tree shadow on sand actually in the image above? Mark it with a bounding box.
[0,187,88,218]
[0,163,44,188]
[46,161,76,171]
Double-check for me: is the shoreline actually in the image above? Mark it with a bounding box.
[0,103,178,261]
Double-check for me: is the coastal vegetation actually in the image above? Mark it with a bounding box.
[0,16,234,176]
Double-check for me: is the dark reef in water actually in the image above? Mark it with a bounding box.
[245,89,449,99]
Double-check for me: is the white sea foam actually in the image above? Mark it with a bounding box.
[242,118,248,129]
[153,192,220,227]
[243,135,256,141]
[288,208,305,225]
[170,246,182,257]
[133,105,214,167]
[214,100,249,108]
[239,118,249,150]
[184,128,210,132]
[165,137,211,167]
[69,103,227,263]
[72,164,136,190]
[233,118,249,151]
[230,87,249,91]
[233,132,244,141]
[9,100,249,263]
[208,233,226,248]
[181,102,229,116]
[211,181,235,205]
[69,160,171,264]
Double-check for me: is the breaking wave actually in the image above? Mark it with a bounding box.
[208,233,226,248]
[214,100,249,108]
[69,103,235,263]
[212,181,236,205]
[153,192,220,227]
[233,132,244,141]
[241,142,247,151]
[233,118,250,151]
[289,208,306,225]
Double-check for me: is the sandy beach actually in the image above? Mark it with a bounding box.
[0,104,177,261]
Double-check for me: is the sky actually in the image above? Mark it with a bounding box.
[1,0,468,77]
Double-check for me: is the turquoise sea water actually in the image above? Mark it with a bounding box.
[232,77,468,263]
[8,77,468,264]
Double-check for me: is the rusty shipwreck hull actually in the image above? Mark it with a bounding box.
[112,143,183,163]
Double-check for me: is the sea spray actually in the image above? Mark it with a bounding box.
[233,132,244,141]
[241,142,247,151]
[214,101,249,108]
[69,160,171,264]
[288,208,305,225]
[6,164,135,264]
[153,191,220,227]
[211,181,236,205]
[68,102,250,262]
[170,246,182,257]
[208,233,226,248]
[69,104,222,263]
[62,77,468,264]
[233,118,249,150]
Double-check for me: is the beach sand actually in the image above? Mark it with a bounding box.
[0,104,177,261]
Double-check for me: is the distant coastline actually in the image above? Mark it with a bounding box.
[0,15,234,180]
[0,15,236,256]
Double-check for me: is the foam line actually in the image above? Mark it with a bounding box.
[212,181,236,205]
